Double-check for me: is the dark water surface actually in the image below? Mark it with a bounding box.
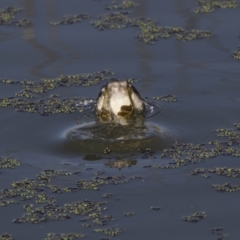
[1,0,240,239]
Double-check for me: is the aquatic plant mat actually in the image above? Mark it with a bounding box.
[0,122,240,238]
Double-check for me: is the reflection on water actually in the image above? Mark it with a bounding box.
[55,100,174,158]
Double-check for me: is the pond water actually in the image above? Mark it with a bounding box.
[0,0,240,239]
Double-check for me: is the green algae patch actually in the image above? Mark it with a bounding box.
[0,7,30,26]
[194,0,238,13]
[182,212,206,222]
[0,234,13,240]
[43,233,85,240]
[0,157,21,169]
[106,1,139,10]
[232,47,240,60]
[50,14,89,26]
[91,12,212,44]
[153,95,177,102]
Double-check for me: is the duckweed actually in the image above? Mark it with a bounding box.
[106,1,138,10]
[138,148,156,158]
[153,95,177,102]
[212,182,240,192]
[103,147,111,154]
[50,14,89,25]
[102,193,113,198]
[194,0,238,13]
[0,6,30,26]
[208,167,240,178]
[13,200,108,224]
[91,12,212,44]
[0,70,114,116]
[105,159,137,169]
[0,234,13,240]
[211,228,228,240]
[232,47,240,60]
[190,168,206,175]
[161,123,240,168]
[160,143,216,168]
[150,206,161,211]
[175,29,212,41]
[0,157,21,169]
[77,175,128,190]
[182,212,206,222]
[2,70,113,98]
[94,227,123,236]
[43,233,85,240]
[124,212,135,216]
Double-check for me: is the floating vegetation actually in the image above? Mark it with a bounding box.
[194,0,238,13]
[161,143,216,168]
[182,212,206,222]
[190,168,206,175]
[0,70,115,116]
[208,167,240,178]
[150,206,161,211]
[103,147,111,154]
[0,157,21,169]
[91,12,212,44]
[0,234,13,240]
[2,70,114,98]
[43,233,85,240]
[105,159,137,169]
[50,14,89,26]
[102,193,113,198]
[211,228,228,239]
[77,175,128,190]
[0,6,31,26]
[232,47,240,60]
[153,95,177,102]
[106,1,139,10]
[0,96,87,116]
[94,170,105,176]
[138,148,156,159]
[175,29,212,41]
[91,12,130,30]
[191,167,240,178]
[124,212,135,216]
[82,223,91,228]
[12,199,109,224]
[212,182,240,192]
[161,123,240,168]
[94,227,124,236]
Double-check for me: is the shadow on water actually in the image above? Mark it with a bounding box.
[53,101,176,159]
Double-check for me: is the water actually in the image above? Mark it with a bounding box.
[0,0,240,239]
